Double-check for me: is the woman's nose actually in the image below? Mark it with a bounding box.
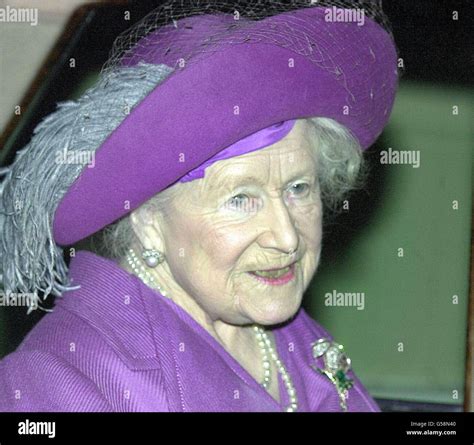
[257,197,299,254]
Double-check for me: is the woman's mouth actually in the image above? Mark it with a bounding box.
[247,262,296,285]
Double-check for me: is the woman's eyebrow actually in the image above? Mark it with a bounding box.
[227,175,265,187]
[207,176,262,196]
[285,168,318,183]
[212,168,317,191]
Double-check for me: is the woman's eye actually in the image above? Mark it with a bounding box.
[226,193,260,212]
[289,183,310,196]
[229,194,249,205]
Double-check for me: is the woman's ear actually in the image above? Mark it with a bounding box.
[129,206,166,253]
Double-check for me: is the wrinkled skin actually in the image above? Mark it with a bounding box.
[126,119,323,401]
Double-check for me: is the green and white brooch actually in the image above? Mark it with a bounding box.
[311,338,354,411]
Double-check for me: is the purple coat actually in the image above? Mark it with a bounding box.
[0,251,380,412]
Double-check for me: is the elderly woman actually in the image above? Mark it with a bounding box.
[0,1,397,412]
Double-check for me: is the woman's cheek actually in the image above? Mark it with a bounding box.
[294,204,322,239]
[198,218,252,268]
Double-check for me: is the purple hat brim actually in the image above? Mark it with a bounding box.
[53,7,398,246]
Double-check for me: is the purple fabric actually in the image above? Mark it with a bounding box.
[52,7,398,246]
[179,119,297,183]
[0,251,380,412]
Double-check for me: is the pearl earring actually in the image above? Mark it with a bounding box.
[142,248,165,268]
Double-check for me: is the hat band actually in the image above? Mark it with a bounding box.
[179,119,297,183]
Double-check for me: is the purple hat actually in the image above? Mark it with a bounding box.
[52,3,398,246]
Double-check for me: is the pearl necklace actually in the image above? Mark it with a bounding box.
[253,326,298,412]
[125,248,298,412]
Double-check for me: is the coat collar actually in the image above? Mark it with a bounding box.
[55,250,165,370]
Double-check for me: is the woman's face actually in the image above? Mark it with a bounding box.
[143,119,323,326]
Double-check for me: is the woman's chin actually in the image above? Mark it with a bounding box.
[242,300,301,326]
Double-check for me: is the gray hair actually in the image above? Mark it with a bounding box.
[0,61,366,311]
